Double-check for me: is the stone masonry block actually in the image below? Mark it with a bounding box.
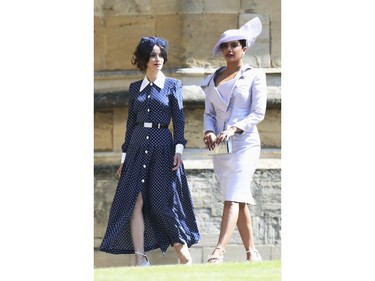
[94,16,107,70]
[240,14,270,68]
[189,179,215,208]
[94,166,281,243]
[188,169,223,217]
[271,245,281,260]
[153,0,243,14]
[94,178,117,237]
[94,111,113,151]
[100,0,152,16]
[94,107,281,151]
[144,247,178,265]
[94,247,178,268]
[183,107,281,149]
[202,0,241,13]
[94,0,106,17]
[240,0,281,67]
[112,108,127,151]
[257,108,281,147]
[222,245,269,262]
[93,82,281,149]
[94,0,280,70]
[152,0,180,15]
[184,108,205,148]
[155,14,184,69]
[178,0,204,13]
[106,15,155,70]
[194,209,222,234]
[181,14,238,66]
[94,249,132,267]
[249,170,282,245]
[94,165,281,267]
[189,246,203,264]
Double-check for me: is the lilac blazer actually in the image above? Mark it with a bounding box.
[202,64,267,148]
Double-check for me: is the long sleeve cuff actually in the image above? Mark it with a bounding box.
[175,144,184,155]
[121,152,126,163]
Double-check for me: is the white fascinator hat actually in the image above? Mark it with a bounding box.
[212,17,262,56]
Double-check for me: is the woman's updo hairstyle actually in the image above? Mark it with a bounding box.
[131,36,168,72]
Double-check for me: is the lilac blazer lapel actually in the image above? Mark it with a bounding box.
[202,67,230,112]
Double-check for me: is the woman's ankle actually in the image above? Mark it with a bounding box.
[134,252,149,266]
[212,245,225,256]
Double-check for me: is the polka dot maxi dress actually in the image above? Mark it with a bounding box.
[99,76,200,254]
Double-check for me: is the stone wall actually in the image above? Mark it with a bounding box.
[94,0,281,70]
[94,100,281,152]
[93,0,282,152]
[94,154,281,267]
[94,69,281,152]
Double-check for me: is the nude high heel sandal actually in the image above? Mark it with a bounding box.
[246,248,262,262]
[207,246,225,264]
[134,252,151,266]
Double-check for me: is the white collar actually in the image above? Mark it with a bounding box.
[139,72,166,91]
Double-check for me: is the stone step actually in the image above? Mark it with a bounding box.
[94,148,281,169]
[94,150,281,268]
[94,67,281,109]
[94,67,281,93]
[94,85,281,109]
[95,207,282,266]
[94,239,281,268]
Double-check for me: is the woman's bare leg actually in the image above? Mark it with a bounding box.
[236,203,256,260]
[174,242,192,264]
[208,201,239,262]
[130,192,147,266]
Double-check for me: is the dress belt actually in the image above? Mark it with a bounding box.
[137,122,168,129]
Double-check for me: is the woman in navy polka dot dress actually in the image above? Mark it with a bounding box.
[99,36,200,266]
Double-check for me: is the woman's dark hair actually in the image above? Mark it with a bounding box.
[131,37,168,72]
[219,39,247,51]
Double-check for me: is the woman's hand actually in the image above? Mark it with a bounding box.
[116,163,123,177]
[215,127,237,146]
[203,131,217,151]
[173,153,183,171]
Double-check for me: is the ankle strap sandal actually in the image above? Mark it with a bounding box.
[246,249,262,262]
[207,246,225,264]
[134,252,151,266]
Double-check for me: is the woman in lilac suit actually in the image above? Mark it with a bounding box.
[202,17,267,263]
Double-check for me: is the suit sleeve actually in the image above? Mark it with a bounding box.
[233,69,267,132]
[203,97,217,133]
[170,79,188,147]
[202,73,217,133]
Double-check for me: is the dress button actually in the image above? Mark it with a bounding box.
[146,136,149,140]
[141,179,145,183]
[143,165,146,168]
[145,150,148,154]
[150,83,153,86]
[147,109,150,112]
[148,95,151,98]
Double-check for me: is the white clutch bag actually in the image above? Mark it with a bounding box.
[207,137,233,155]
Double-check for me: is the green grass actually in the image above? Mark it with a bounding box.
[94,260,281,281]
